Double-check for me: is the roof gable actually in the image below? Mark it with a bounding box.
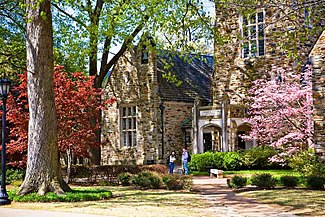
[157,52,213,103]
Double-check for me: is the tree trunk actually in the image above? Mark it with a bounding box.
[66,149,72,184]
[18,0,71,196]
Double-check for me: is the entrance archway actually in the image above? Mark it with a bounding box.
[201,124,222,152]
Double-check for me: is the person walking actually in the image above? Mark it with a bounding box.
[181,148,189,175]
[168,151,176,174]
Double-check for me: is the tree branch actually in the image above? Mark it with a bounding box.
[52,3,87,29]
[97,16,149,86]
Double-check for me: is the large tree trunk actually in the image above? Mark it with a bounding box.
[18,0,71,196]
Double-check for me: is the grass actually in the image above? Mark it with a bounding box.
[8,188,112,202]
[223,169,300,178]
[238,189,325,217]
[224,169,304,186]
[6,185,216,217]
[190,171,209,176]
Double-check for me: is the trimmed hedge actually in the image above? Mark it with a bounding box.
[188,147,284,172]
[251,173,277,189]
[61,164,169,185]
[227,175,247,188]
[162,174,193,190]
[306,176,325,190]
[131,171,162,189]
[280,176,299,188]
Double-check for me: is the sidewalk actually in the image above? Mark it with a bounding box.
[192,176,298,217]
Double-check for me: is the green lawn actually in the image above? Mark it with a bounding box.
[6,185,216,217]
[223,169,300,178]
[192,169,300,178]
[239,189,325,217]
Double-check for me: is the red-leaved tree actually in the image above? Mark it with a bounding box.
[244,65,313,154]
[4,66,110,169]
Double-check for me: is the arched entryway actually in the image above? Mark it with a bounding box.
[201,124,222,152]
[237,123,253,150]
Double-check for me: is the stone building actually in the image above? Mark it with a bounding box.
[310,30,325,159]
[209,1,324,155]
[101,47,213,165]
[101,1,324,165]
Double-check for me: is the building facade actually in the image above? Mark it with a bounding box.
[101,1,324,165]
[101,47,213,165]
[208,1,324,156]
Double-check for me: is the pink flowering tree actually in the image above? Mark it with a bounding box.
[244,65,313,156]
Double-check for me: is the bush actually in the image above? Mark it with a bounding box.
[141,164,169,174]
[288,150,325,177]
[251,173,277,189]
[228,175,247,188]
[118,173,132,186]
[0,168,25,184]
[188,147,286,172]
[188,152,215,172]
[280,175,299,188]
[162,174,193,190]
[8,188,112,202]
[222,152,242,170]
[240,147,280,170]
[306,176,325,190]
[131,171,162,189]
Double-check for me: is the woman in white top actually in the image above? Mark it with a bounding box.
[168,151,176,174]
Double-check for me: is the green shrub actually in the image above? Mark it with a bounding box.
[162,174,193,190]
[188,152,215,172]
[131,171,162,189]
[240,147,280,170]
[306,176,325,190]
[222,152,242,170]
[0,168,25,184]
[251,173,277,189]
[212,152,224,169]
[288,150,325,177]
[228,175,247,188]
[280,175,299,188]
[118,173,132,186]
[8,188,112,202]
[189,147,286,172]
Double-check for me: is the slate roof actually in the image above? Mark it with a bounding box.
[157,51,213,104]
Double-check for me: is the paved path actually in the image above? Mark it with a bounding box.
[192,176,298,217]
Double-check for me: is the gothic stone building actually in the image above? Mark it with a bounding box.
[101,48,213,165]
[210,2,324,155]
[101,2,324,165]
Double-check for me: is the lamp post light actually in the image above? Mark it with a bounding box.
[0,77,11,206]
[159,103,165,159]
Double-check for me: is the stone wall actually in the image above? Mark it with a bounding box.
[102,47,196,165]
[101,47,161,165]
[310,31,325,157]
[162,101,193,161]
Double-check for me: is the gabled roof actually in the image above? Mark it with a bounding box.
[157,51,213,103]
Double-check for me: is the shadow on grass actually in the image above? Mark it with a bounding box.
[237,188,325,216]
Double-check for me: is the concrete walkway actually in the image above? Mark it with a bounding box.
[192,176,298,217]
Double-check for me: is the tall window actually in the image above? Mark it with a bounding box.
[121,106,137,147]
[241,10,265,58]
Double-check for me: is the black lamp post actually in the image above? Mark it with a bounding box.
[159,103,165,159]
[0,77,11,205]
